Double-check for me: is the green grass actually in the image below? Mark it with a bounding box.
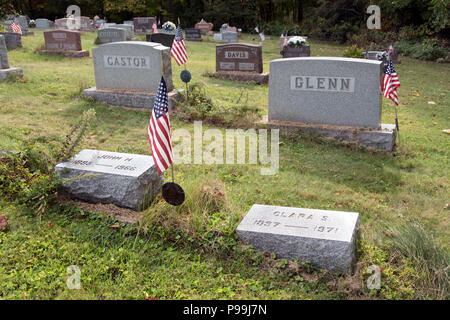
[0,30,449,300]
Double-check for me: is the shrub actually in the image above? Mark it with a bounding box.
[343,45,364,58]
[394,38,449,62]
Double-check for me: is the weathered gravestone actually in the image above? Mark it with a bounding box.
[79,16,94,31]
[55,149,163,211]
[113,24,134,40]
[35,18,51,29]
[41,30,89,58]
[0,35,23,81]
[222,31,238,43]
[185,28,202,41]
[104,23,116,28]
[213,33,222,41]
[3,16,33,36]
[236,204,360,272]
[83,41,182,109]
[94,19,106,28]
[194,19,213,35]
[97,27,127,44]
[54,18,68,29]
[0,32,22,49]
[281,45,310,58]
[212,43,268,84]
[123,20,133,26]
[146,33,175,48]
[268,57,396,151]
[133,17,155,33]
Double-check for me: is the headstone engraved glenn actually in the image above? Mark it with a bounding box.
[83,41,182,109]
[0,35,23,81]
[185,28,202,42]
[236,204,360,272]
[0,32,22,49]
[146,33,175,48]
[212,43,268,84]
[268,57,396,151]
[97,27,127,44]
[41,30,89,58]
[194,19,213,35]
[55,149,163,211]
[221,31,238,43]
[133,17,155,34]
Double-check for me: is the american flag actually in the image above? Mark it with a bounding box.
[171,24,187,66]
[11,21,22,34]
[147,76,173,174]
[382,60,401,105]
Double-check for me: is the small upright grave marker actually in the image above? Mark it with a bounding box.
[221,31,238,43]
[41,30,89,58]
[146,33,175,48]
[0,32,22,49]
[185,28,202,42]
[0,35,23,81]
[194,19,213,34]
[133,17,155,34]
[236,204,360,272]
[97,27,127,44]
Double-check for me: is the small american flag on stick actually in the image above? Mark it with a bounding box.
[171,24,187,66]
[11,21,22,34]
[147,76,173,174]
[382,60,401,105]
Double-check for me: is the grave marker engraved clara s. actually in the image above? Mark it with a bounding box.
[236,204,360,272]
[56,149,163,211]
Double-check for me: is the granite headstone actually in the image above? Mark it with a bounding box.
[133,17,155,33]
[222,31,238,43]
[185,28,202,41]
[146,33,175,48]
[0,35,23,81]
[216,43,263,73]
[0,32,22,49]
[97,27,127,44]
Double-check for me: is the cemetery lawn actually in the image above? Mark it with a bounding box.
[0,31,449,300]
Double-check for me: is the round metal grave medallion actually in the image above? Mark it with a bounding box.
[162,182,185,206]
[180,70,191,83]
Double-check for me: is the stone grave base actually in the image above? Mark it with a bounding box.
[186,38,202,42]
[267,119,396,151]
[0,67,23,81]
[207,71,269,85]
[21,31,34,36]
[83,87,184,109]
[37,49,90,58]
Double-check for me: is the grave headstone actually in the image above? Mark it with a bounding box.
[104,23,117,28]
[268,57,396,151]
[41,30,89,58]
[194,19,213,35]
[94,19,106,28]
[83,41,182,109]
[213,33,222,41]
[35,18,51,29]
[185,28,202,41]
[0,35,23,81]
[0,32,22,49]
[146,33,175,48]
[226,26,237,32]
[97,27,127,44]
[3,15,34,36]
[55,149,163,211]
[222,31,238,43]
[236,204,360,272]
[54,18,68,29]
[281,44,310,58]
[114,24,134,40]
[79,16,94,31]
[123,20,134,26]
[133,17,155,33]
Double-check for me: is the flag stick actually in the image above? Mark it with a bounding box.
[171,163,175,183]
[394,103,400,146]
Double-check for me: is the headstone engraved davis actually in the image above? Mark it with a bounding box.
[211,43,268,84]
[221,31,238,43]
[97,27,127,44]
[55,149,163,211]
[35,18,51,29]
[185,28,202,41]
[146,33,175,48]
[236,204,360,272]
[83,41,182,109]
[0,35,23,81]
[42,30,89,58]
[0,32,22,49]
[268,57,396,151]
[133,17,155,34]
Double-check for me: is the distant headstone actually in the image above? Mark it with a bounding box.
[123,20,133,26]
[389,46,401,64]
[0,32,22,49]
[97,27,127,44]
[79,16,94,31]
[3,15,33,36]
[185,28,202,41]
[146,33,175,48]
[268,57,396,151]
[236,204,360,272]
[222,31,238,43]
[35,18,51,29]
[104,23,116,28]
[281,44,310,58]
[94,19,106,28]
[55,149,163,211]
[0,35,23,81]
[133,17,155,33]
[114,24,134,40]
[41,30,89,58]
[226,26,237,32]
[83,41,182,109]
[213,33,222,41]
[194,19,213,35]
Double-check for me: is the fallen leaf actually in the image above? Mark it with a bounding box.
[442,129,450,134]
[0,216,8,232]
[109,224,120,229]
